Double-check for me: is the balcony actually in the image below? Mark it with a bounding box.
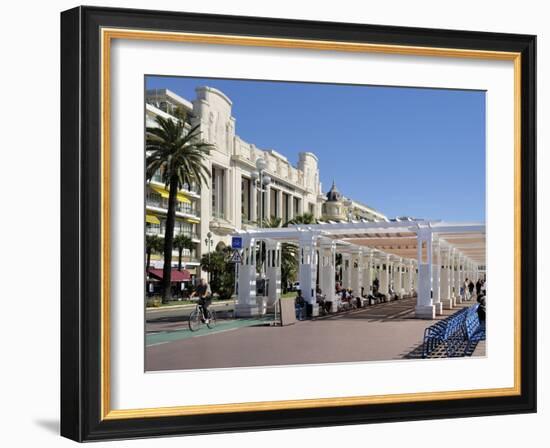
[145,227,200,242]
[149,174,201,197]
[146,198,200,219]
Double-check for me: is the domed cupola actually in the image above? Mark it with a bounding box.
[326,181,342,202]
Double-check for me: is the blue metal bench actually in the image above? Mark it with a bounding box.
[422,305,485,358]
[463,304,486,355]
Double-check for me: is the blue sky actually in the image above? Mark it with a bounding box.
[146,76,486,222]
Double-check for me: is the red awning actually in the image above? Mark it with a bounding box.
[147,268,191,282]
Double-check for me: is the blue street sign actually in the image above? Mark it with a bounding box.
[231,236,243,249]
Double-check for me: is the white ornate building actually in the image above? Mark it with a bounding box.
[322,181,387,222]
[145,86,347,279]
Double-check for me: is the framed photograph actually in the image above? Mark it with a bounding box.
[61,6,536,441]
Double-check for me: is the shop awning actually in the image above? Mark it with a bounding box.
[186,218,200,224]
[150,184,169,199]
[146,214,160,224]
[147,268,191,282]
[150,184,191,204]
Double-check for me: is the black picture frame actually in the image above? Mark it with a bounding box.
[61,5,536,442]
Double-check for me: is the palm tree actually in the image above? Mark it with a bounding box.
[286,212,317,226]
[145,234,163,271]
[261,216,282,228]
[173,233,194,271]
[146,114,213,302]
[258,217,299,292]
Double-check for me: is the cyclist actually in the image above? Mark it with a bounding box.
[191,278,212,323]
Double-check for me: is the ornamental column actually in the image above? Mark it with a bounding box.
[391,256,403,298]
[363,250,373,296]
[319,240,337,312]
[432,239,443,315]
[351,249,363,296]
[235,235,259,317]
[415,228,435,319]
[402,262,410,296]
[440,245,453,310]
[264,185,271,221]
[288,195,295,221]
[453,251,462,305]
[298,233,317,307]
[379,254,390,297]
[276,189,283,221]
[341,253,352,289]
[411,261,418,293]
[456,254,465,304]
[265,239,281,311]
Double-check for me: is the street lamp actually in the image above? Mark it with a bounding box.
[205,231,213,282]
[253,157,271,228]
[252,158,272,289]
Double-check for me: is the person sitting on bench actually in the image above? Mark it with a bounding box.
[295,290,306,320]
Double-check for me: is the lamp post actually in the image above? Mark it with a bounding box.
[251,158,271,288]
[205,231,213,282]
[252,157,271,228]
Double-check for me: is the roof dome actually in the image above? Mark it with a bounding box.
[326,181,342,202]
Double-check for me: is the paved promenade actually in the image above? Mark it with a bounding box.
[146,298,485,371]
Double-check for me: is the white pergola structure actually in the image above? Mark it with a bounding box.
[231,220,485,319]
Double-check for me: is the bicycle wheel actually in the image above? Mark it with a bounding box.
[188,308,201,332]
[206,309,216,329]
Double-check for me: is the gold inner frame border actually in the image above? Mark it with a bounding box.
[100,27,522,420]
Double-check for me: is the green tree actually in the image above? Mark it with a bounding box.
[286,212,316,226]
[146,114,213,302]
[200,246,235,300]
[258,216,309,293]
[145,234,163,271]
[173,233,194,271]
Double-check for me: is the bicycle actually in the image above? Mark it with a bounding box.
[188,302,217,332]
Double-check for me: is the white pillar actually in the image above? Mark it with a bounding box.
[319,241,337,312]
[454,253,463,304]
[432,239,442,315]
[250,181,258,223]
[235,236,259,317]
[351,249,363,296]
[276,189,283,221]
[265,239,281,309]
[379,255,390,297]
[415,229,435,319]
[440,246,453,309]
[363,251,373,296]
[298,233,317,306]
[341,253,352,289]
[403,263,410,296]
[391,257,402,297]
[412,263,418,293]
[264,185,271,221]
[457,254,464,303]
[288,196,295,221]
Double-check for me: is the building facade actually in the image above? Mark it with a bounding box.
[145,86,337,279]
[322,181,387,222]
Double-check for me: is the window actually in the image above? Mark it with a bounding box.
[241,177,251,221]
[308,203,315,215]
[212,166,225,219]
[270,188,277,219]
[293,197,300,216]
[146,190,162,207]
[283,193,290,223]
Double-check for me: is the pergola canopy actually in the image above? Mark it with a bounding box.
[232,220,486,266]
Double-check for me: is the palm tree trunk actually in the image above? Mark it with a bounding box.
[146,249,151,271]
[161,178,179,302]
[178,249,182,271]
